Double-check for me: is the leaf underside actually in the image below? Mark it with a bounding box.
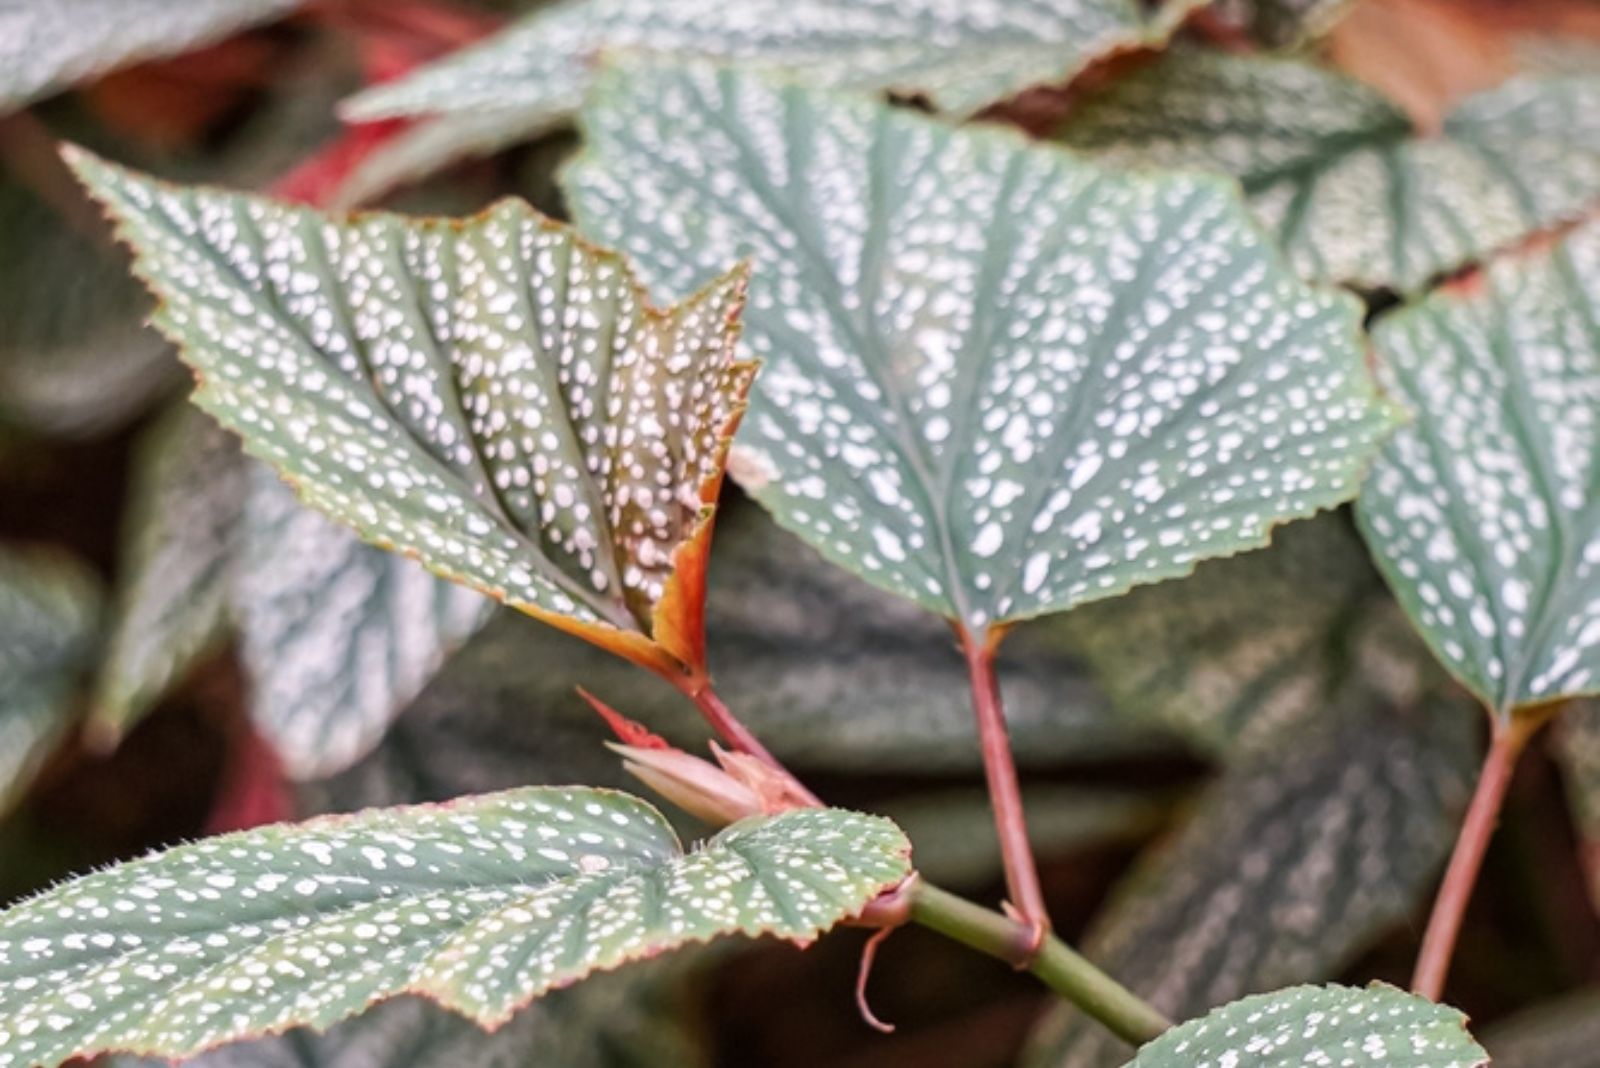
[1023,681,1478,1067]
[1055,50,1600,292]
[567,63,1396,634]
[1357,217,1600,717]
[0,548,101,813]
[0,788,910,1068]
[1119,984,1486,1068]
[0,0,306,112]
[334,0,1198,202]
[66,147,755,679]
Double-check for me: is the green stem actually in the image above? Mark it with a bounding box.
[909,881,1171,1046]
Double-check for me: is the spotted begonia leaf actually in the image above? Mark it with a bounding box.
[237,470,493,780]
[334,0,1199,203]
[1118,985,1486,1068]
[1482,989,1600,1068]
[66,148,756,684]
[1023,682,1478,1068]
[92,405,247,742]
[0,0,306,112]
[1054,51,1600,292]
[566,64,1395,635]
[0,788,910,1068]
[0,548,100,813]
[1357,218,1600,718]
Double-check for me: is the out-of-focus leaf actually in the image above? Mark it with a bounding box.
[89,407,494,776]
[91,404,247,742]
[0,166,175,436]
[1,46,356,439]
[1358,218,1600,718]
[236,470,493,780]
[336,0,1199,202]
[0,547,100,812]
[319,502,1164,802]
[1210,0,1355,49]
[1047,513,1380,755]
[1055,51,1600,292]
[0,788,909,1068]
[108,964,707,1068]
[1021,674,1478,1067]
[880,785,1173,888]
[1481,988,1600,1068]
[1118,984,1486,1068]
[1556,701,1600,912]
[0,0,306,112]
[569,64,1394,644]
[68,149,755,684]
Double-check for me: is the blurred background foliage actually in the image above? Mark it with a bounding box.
[2,1,1599,1066]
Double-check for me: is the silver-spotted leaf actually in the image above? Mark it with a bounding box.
[1357,218,1600,717]
[0,547,100,813]
[1555,702,1600,912]
[237,470,494,780]
[567,64,1395,635]
[66,147,756,683]
[1048,513,1381,755]
[1022,683,1478,1067]
[0,788,910,1068]
[1482,989,1600,1068]
[334,0,1198,203]
[108,964,708,1068]
[1119,985,1486,1068]
[0,0,306,112]
[1055,51,1600,293]
[92,404,248,741]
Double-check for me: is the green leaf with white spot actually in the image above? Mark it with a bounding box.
[0,788,910,1068]
[1482,988,1600,1068]
[1119,985,1486,1068]
[1357,218,1600,718]
[0,0,307,112]
[91,404,248,742]
[566,64,1396,639]
[1054,50,1600,292]
[66,147,756,684]
[334,0,1199,203]
[0,547,101,813]
[237,469,494,780]
[1023,676,1478,1067]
